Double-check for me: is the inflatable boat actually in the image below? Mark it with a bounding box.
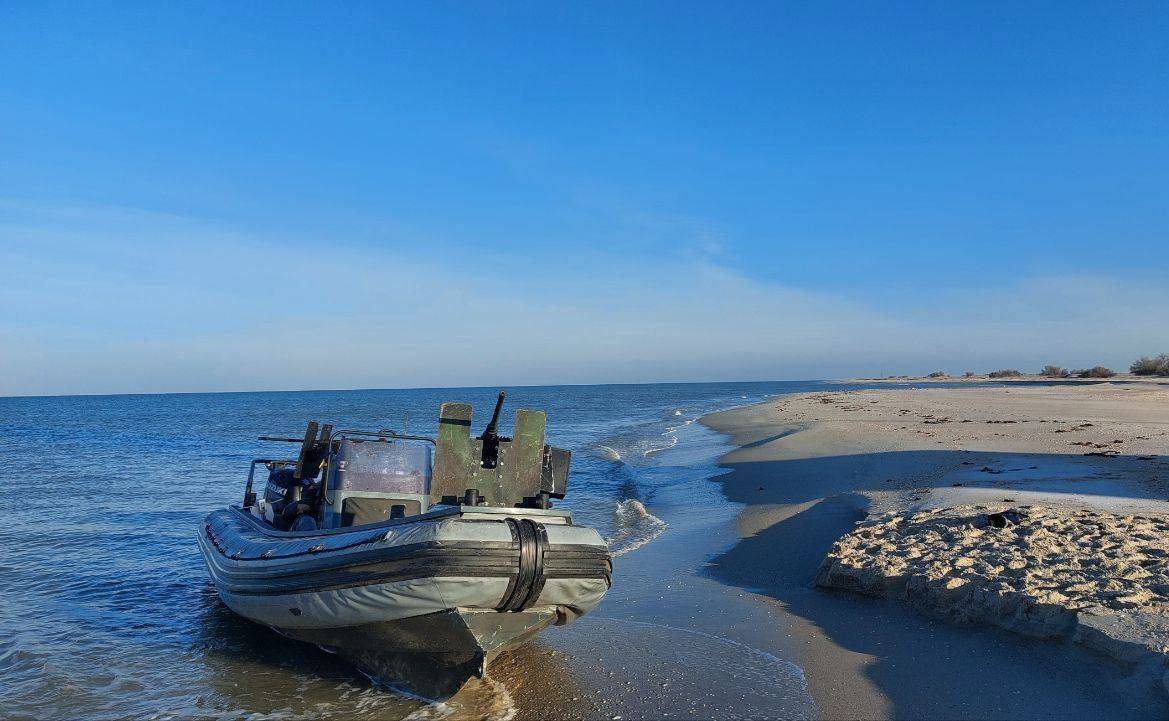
[198,393,612,697]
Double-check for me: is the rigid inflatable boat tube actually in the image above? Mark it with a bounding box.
[200,509,611,600]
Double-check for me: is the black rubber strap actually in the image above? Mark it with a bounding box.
[495,519,523,611]
[519,521,549,611]
[496,518,548,612]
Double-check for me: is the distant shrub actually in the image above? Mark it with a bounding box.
[1131,354,1169,376]
[964,371,976,378]
[1077,366,1115,378]
[1040,365,1071,378]
[988,369,1022,378]
[927,371,947,378]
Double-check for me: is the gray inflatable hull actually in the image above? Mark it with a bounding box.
[199,506,611,696]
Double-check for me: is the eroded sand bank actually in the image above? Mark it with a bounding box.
[703,381,1169,719]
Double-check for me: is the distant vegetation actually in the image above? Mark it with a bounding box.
[1076,366,1116,378]
[1131,354,1169,376]
[888,359,1169,380]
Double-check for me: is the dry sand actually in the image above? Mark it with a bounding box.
[702,381,1169,719]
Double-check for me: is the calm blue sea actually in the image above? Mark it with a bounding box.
[0,381,841,720]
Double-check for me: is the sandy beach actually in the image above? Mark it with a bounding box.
[702,381,1169,719]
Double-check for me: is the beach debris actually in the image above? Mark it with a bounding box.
[986,509,1025,528]
[980,465,1040,474]
[1055,422,1096,433]
[1084,450,1121,458]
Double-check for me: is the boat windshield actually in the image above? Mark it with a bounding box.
[327,438,432,495]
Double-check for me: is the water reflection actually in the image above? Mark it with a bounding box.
[194,590,426,720]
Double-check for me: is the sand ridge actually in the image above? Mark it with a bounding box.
[818,504,1169,685]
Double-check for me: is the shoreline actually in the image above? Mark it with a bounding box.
[700,382,1169,719]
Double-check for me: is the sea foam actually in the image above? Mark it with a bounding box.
[606,499,668,557]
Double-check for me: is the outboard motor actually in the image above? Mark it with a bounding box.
[263,466,298,505]
[261,466,319,531]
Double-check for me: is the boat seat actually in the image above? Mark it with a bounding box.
[340,497,423,527]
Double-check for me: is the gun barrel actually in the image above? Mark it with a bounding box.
[484,390,506,437]
[478,390,507,469]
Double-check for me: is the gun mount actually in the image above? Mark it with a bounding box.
[433,392,570,509]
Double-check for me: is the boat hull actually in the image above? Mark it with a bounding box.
[198,505,610,696]
[281,608,557,697]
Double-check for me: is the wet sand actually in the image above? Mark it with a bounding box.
[702,382,1169,720]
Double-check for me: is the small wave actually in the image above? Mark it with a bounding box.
[591,617,807,676]
[403,675,515,721]
[552,617,815,719]
[605,500,668,557]
[592,445,622,461]
[640,432,678,458]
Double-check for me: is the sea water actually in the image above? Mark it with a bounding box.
[0,381,838,720]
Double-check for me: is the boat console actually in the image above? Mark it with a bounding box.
[323,436,432,528]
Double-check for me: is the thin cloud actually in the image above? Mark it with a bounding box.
[2,201,1164,395]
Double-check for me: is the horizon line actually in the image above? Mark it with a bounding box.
[0,376,835,401]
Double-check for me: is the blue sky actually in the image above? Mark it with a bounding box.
[2,2,1167,395]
